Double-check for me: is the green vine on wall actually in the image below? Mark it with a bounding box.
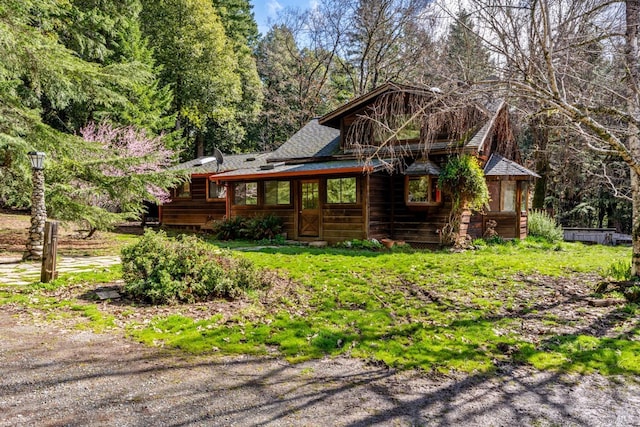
[438,155,490,245]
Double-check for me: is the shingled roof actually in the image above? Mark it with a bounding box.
[484,154,540,178]
[212,158,389,181]
[268,119,340,162]
[404,159,442,175]
[172,152,269,174]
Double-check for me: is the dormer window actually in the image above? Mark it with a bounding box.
[372,114,421,144]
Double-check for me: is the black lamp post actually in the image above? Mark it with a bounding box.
[24,151,46,260]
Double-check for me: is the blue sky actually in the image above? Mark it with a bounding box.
[250,0,317,35]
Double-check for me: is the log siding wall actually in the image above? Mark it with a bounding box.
[161,177,226,228]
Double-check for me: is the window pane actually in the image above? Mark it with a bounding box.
[245,182,258,205]
[265,181,278,205]
[521,182,528,211]
[176,182,190,198]
[408,177,429,203]
[326,179,340,204]
[327,177,356,204]
[373,115,421,143]
[208,182,226,199]
[342,178,356,203]
[234,182,258,205]
[234,183,246,205]
[265,181,290,205]
[302,182,319,209]
[277,181,290,204]
[502,181,516,212]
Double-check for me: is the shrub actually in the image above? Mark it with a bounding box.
[121,229,267,304]
[438,155,489,244]
[242,214,284,240]
[335,239,383,250]
[438,155,490,212]
[528,210,563,242]
[212,214,283,241]
[212,216,247,240]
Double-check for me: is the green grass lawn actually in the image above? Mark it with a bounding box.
[2,238,638,376]
[129,239,639,375]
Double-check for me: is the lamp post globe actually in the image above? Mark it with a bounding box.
[28,151,46,170]
[24,151,47,260]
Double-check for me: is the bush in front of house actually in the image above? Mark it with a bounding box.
[121,229,266,304]
[212,214,283,241]
[528,210,564,242]
[212,216,247,240]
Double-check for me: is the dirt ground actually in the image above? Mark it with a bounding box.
[1,311,639,426]
[0,212,142,257]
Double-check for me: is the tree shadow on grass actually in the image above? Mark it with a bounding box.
[2,294,638,426]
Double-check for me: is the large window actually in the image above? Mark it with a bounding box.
[520,182,529,212]
[207,181,226,200]
[501,181,516,212]
[406,176,441,205]
[233,182,258,205]
[373,115,421,143]
[265,181,291,205]
[327,177,357,204]
[174,181,191,198]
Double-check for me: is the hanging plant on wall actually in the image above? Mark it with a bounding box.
[438,154,490,245]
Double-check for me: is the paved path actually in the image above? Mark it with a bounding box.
[0,255,121,285]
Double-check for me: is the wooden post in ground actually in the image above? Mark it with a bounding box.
[41,221,58,283]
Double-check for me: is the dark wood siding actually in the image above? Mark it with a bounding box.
[520,212,528,239]
[368,173,392,239]
[320,175,367,243]
[322,206,366,242]
[161,177,226,228]
[367,174,449,245]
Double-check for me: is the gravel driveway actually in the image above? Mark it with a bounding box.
[1,311,639,426]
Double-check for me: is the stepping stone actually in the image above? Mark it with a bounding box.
[308,241,328,248]
[95,289,121,300]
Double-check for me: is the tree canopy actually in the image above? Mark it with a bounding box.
[0,0,183,229]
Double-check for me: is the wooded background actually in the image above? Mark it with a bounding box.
[0,0,636,241]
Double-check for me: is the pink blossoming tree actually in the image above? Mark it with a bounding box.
[46,122,185,236]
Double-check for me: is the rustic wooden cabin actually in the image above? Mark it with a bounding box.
[164,82,539,245]
[159,153,269,228]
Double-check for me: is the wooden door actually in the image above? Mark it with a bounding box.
[299,180,320,237]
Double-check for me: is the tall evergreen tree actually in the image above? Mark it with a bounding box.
[442,9,492,84]
[140,0,241,157]
[208,0,263,153]
[252,25,303,150]
[0,0,183,228]
[211,0,259,47]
